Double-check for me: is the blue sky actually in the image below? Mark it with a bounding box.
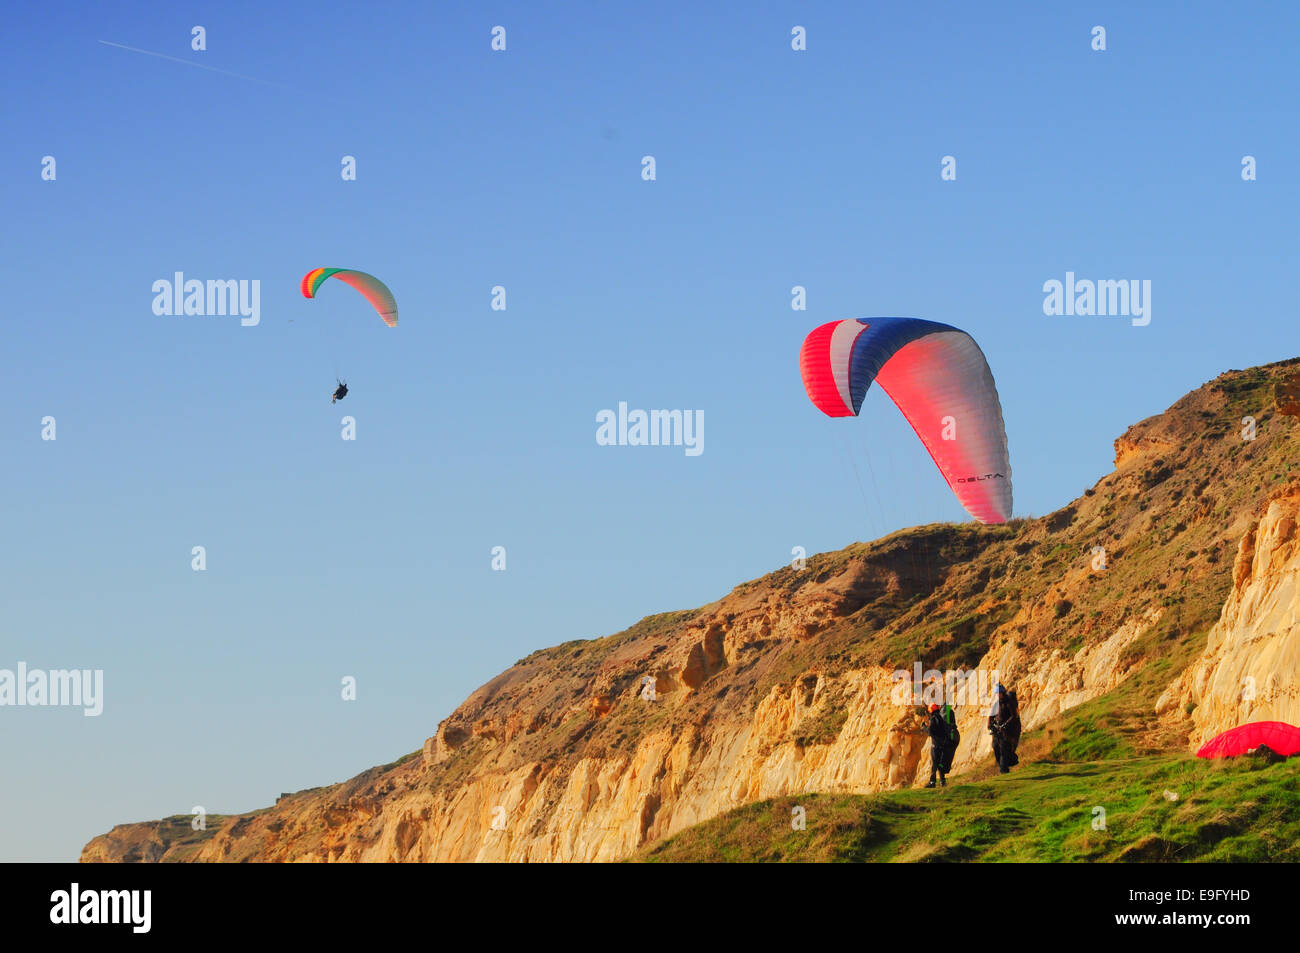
[2,2,1297,860]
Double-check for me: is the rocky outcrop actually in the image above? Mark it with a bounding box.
[1158,486,1300,743]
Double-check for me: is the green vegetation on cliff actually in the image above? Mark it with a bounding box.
[635,754,1300,863]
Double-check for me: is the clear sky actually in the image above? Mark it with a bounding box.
[3,2,1297,861]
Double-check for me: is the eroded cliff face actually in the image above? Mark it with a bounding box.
[105,595,1177,863]
[948,606,1165,773]
[81,361,1300,863]
[1158,487,1300,743]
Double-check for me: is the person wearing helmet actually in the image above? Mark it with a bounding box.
[988,684,1022,773]
[331,379,349,403]
[924,703,957,788]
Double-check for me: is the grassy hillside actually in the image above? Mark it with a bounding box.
[634,754,1300,862]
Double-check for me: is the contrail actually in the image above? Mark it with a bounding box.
[98,40,285,87]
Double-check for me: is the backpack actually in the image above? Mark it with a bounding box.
[942,704,961,748]
[928,710,951,746]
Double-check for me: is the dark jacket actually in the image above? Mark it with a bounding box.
[988,689,1022,770]
[988,690,1021,740]
[928,710,955,749]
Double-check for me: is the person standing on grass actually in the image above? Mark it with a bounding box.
[988,684,1021,773]
[925,703,958,788]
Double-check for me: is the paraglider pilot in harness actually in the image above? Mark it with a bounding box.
[988,684,1021,774]
[331,379,348,403]
[925,703,960,788]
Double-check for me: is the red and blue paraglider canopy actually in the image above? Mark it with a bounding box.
[800,317,1012,524]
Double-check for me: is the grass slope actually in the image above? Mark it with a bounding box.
[634,755,1300,863]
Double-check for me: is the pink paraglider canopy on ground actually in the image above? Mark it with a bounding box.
[1195,721,1300,759]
